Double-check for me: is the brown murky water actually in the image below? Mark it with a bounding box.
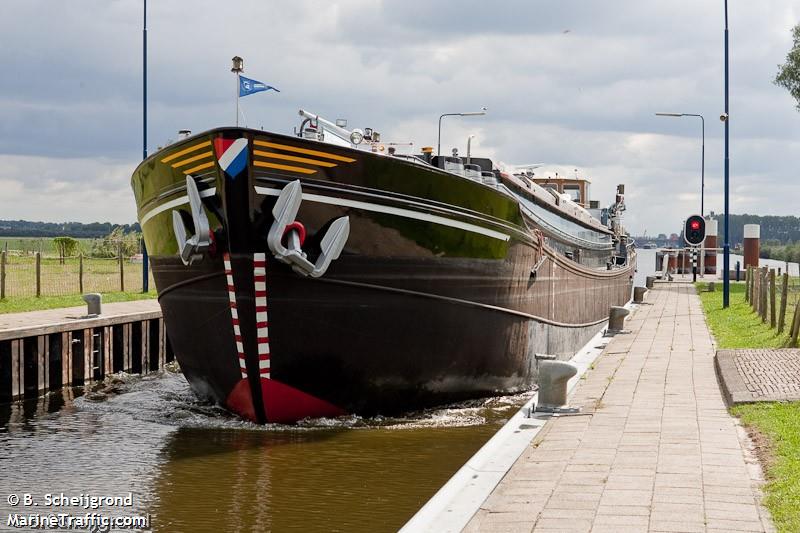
[0,370,527,532]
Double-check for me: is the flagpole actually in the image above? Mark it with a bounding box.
[231,56,243,127]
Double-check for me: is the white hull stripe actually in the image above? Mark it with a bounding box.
[140,187,217,226]
[254,186,510,242]
[224,252,248,380]
[254,253,271,380]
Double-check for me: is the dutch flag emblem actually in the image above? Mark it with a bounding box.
[214,137,248,178]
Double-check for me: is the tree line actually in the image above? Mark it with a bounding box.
[0,219,140,238]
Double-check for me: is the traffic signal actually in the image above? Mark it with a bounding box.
[684,215,706,246]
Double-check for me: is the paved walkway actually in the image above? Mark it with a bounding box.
[466,283,774,532]
[0,299,160,338]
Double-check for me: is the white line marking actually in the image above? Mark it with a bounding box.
[140,188,217,226]
[254,186,510,242]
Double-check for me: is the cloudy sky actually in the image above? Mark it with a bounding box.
[1,0,799,235]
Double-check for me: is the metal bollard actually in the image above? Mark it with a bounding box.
[633,286,647,304]
[706,282,716,292]
[645,275,655,289]
[608,306,630,332]
[82,293,102,317]
[537,359,578,410]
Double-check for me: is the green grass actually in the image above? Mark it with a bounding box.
[695,281,795,349]
[732,403,800,533]
[0,291,157,314]
[696,280,800,531]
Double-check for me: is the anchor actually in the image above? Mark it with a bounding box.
[172,176,211,266]
[267,180,350,277]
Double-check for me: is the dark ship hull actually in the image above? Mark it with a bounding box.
[132,128,635,423]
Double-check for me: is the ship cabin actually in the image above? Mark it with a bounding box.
[530,175,591,210]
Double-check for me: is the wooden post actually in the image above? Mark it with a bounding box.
[123,323,132,372]
[10,339,23,400]
[791,302,800,347]
[35,251,41,298]
[778,273,789,334]
[744,267,750,303]
[79,254,84,294]
[753,268,761,316]
[0,250,5,300]
[141,320,150,373]
[61,332,72,387]
[769,270,776,329]
[103,326,113,376]
[119,242,125,292]
[158,318,166,370]
[36,335,48,393]
[760,267,769,324]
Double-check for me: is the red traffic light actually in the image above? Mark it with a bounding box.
[684,215,706,246]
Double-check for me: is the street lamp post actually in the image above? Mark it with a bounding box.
[722,0,731,308]
[437,108,487,159]
[142,0,149,293]
[655,112,705,216]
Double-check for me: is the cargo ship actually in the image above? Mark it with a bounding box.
[130,110,635,423]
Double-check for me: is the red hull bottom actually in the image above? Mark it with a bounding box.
[225,378,346,424]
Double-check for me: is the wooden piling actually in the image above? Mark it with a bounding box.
[118,242,124,292]
[103,326,113,376]
[36,335,48,393]
[769,270,776,329]
[761,268,768,323]
[10,339,23,400]
[0,250,5,300]
[35,252,41,298]
[158,318,166,370]
[140,321,150,374]
[83,329,92,384]
[791,302,800,347]
[778,273,789,334]
[79,254,84,294]
[744,267,750,303]
[60,332,71,387]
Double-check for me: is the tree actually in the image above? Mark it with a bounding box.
[775,24,800,110]
[53,236,79,264]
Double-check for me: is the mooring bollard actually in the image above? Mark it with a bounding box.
[608,306,630,332]
[645,276,655,289]
[82,293,102,317]
[537,359,578,410]
[633,286,647,303]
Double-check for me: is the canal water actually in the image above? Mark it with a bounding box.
[0,368,527,532]
[0,250,669,533]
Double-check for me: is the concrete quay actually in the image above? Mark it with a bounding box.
[466,282,775,532]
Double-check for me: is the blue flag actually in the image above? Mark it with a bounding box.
[239,75,280,97]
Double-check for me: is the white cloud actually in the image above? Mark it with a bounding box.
[0,0,799,233]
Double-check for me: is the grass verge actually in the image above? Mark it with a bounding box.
[696,280,800,531]
[695,281,793,349]
[731,403,800,533]
[0,291,157,314]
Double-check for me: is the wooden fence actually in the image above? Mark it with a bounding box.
[0,249,153,298]
[745,266,800,345]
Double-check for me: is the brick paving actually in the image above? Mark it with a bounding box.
[465,283,774,532]
[717,348,800,404]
